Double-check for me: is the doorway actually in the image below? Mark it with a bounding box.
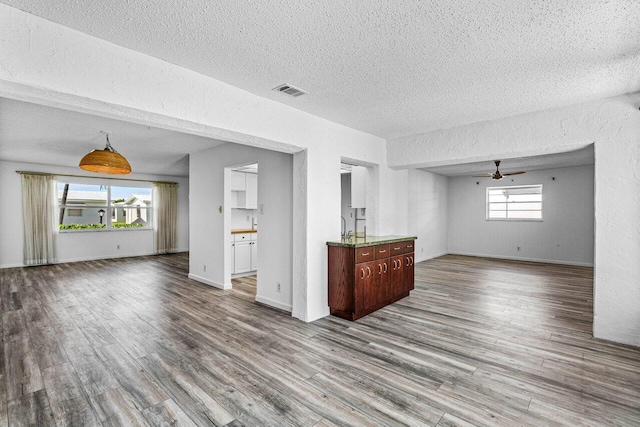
[228,163,258,298]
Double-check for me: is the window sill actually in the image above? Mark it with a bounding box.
[486,218,543,222]
[59,227,152,233]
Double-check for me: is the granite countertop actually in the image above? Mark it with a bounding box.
[231,229,258,234]
[326,235,416,248]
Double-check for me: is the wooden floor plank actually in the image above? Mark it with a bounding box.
[142,398,198,427]
[94,343,169,410]
[3,313,43,401]
[7,389,55,427]
[41,363,100,426]
[90,387,150,426]
[1,253,639,426]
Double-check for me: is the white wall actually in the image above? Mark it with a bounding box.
[448,165,594,265]
[0,6,400,322]
[189,143,294,312]
[231,208,257,229]
[0,160,189,268]
[407,169,449,262]
[388,93,640,347]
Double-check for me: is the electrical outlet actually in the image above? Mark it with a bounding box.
[421,248,424,253]
[116,245,120,250]
[517,247,521,251]
[204,265,207,272]
[277,282,281,292]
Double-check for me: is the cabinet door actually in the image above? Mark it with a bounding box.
[230,171,246,191]
[234,241,252,273]
[355,262,369,313]
[250,241,258,271]
[365,260,390,310]
[403,253,415,293]
[245,173,258,209]
[378,259,391,303]
[390,255,404,298]
[232,242,237,273]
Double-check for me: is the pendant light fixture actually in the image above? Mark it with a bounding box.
[79,132,131,174]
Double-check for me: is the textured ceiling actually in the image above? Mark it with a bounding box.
[0,98,226,176]
[420,145,594,176]
[3,0,639,139]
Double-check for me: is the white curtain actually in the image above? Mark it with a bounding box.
[153,182,178,254]
[21,173,58,265]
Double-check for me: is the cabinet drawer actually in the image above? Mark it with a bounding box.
[390,243,404,256]
[374,244,389,260]
[355,247,374,263]
[234,233,252,242]
[402,241,415,254]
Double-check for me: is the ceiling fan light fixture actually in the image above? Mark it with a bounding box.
[471,160,525,180]
[79,133,131,174]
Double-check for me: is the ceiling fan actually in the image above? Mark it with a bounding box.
[473,160,525,180]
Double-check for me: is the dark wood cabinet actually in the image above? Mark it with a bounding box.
[328,237,416,321]
[401,241,415,294]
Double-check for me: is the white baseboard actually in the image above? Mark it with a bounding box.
[0,263,25,269]
[1,251,164,269]
[448,251,594,267]
[231,271,257,279]
[255,294,292,312]
[59,251,157,264]
[188,273,231,290]
[305,305,331,322]
[415,251,448,264]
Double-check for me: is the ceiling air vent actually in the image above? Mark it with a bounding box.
[272,83,307,98]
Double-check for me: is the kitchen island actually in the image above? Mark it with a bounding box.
[327,235,416,320]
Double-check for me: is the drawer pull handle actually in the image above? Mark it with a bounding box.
[378,264,382,274]
[393,260,397,270]
[383,262,387,273]
[394,247,401,250]
[407,245,413,248]
[379,250,386,253]
[361,252,370,256]
[366,267,371,277]
[361,268,365,279]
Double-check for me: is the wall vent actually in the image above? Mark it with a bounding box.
[272,83,307,97]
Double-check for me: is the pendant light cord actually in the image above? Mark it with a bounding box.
[104,134,117,153]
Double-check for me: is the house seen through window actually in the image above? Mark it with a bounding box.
[57,182,152,230]
[486,185,542,220]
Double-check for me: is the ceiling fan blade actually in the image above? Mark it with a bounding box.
[472,175,493,177]
[503,171,526,176]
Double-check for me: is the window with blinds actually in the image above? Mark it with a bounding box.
[486,185,543,220]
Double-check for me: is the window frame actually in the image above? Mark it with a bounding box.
[57,180,153,232]
[486,184,543,222]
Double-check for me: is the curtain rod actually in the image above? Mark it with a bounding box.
[15,171,178,185]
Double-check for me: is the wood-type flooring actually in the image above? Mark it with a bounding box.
[1,253,639,426]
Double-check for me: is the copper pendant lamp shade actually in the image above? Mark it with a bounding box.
[79,133,131,174]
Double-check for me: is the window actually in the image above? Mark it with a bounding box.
[67,208,83,217]
[57,182,152,230]
[487,185,542,220]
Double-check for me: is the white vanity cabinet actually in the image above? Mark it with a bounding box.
[232,232,257,274]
